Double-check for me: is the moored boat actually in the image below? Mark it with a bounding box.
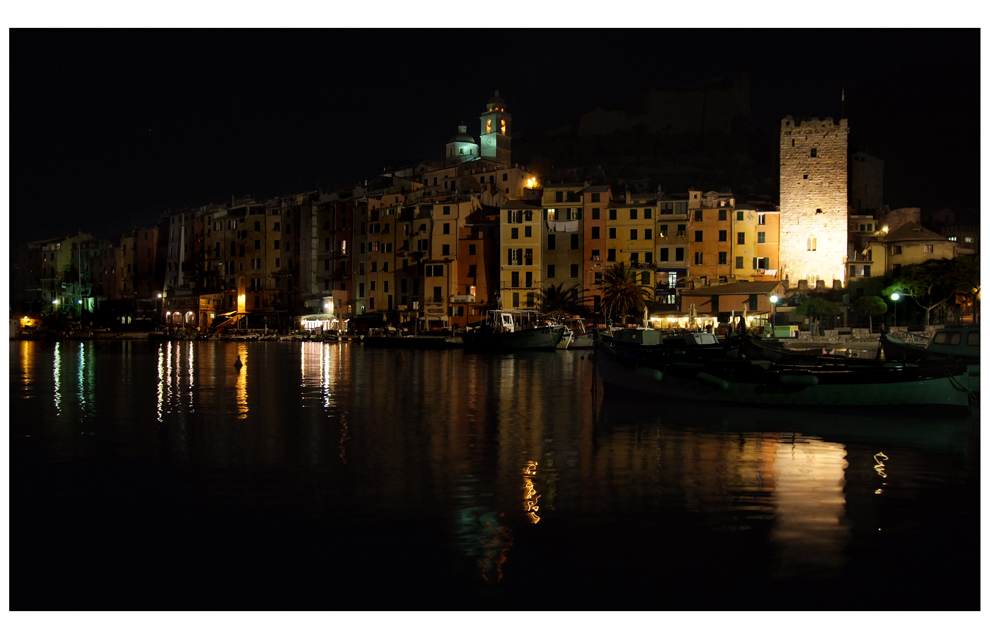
[595,338,974,415]
[461,310,565,352]
[881,325,979,365]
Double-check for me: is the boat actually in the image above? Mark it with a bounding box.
[594,337,974,415]
[740,334,883,367]
[555,325,575,350]
[461,310,566,352]
[562,318,595,350]
[881,325,979,365]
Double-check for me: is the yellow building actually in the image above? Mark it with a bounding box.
[686,190,735,286]
[500,199,543,310]
[606,200,655,287]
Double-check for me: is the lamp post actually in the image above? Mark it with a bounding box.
[890,292,900,328]
[157,293,163,328]
[769,294,778,336]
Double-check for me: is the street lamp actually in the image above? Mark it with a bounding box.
[769,294,779,335]
[890,292,900,328]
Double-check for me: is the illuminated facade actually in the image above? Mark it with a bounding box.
[542,184,585,307]
[499,199,543,310]
[778,116,849,288]
[686,190,735,286]
[479,90,511,167]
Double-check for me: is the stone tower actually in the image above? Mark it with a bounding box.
[778,116,849,288]
[479,90,511,167]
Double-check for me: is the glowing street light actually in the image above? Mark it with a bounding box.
[769,294,779,334]
[890,292,900,327]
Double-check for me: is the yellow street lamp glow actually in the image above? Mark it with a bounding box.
[770,295,779,304]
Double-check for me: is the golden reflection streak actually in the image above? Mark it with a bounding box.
[523,461,541,524]
[156,344,164,423]
[478,518,514,583]
[236,343,248,419]
[20,341,35,400]
[53,341,61,415]
[873,452,888,479]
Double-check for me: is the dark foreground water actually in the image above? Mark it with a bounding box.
[8,339,981,611]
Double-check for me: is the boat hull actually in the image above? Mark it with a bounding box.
[595,342,973,415]
[463,325,565,351]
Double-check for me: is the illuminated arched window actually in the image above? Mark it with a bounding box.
[486,119,492,134]
[500,120,506,135]
[807,236,817,252]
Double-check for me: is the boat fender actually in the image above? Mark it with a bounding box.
[779,373,818,386]
[634,367,664,382]
[697,372,729,390]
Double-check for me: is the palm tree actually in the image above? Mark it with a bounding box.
[600,263,654,326]
[541,282,582,316]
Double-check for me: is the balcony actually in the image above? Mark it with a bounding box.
[450,294,475,303]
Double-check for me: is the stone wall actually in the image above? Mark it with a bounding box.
[778,116,849,288]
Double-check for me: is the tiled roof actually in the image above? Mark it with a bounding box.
[879,223,949,242]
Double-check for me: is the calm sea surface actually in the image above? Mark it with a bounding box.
[8,339,981,611]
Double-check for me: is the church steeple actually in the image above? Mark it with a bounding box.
[479,90,511,167]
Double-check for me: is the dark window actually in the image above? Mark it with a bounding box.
[571,234,578,249]
[694,211,703,222]
[592,208,600,219]
[570,264,578,278]
[548,235,556,250]
[525,226,532,238]
[547,264,555,279]
[609,210,617,220]
[719,230,727,242]
[469,244,476,255]
[630,229,638,240]
[694,230,703,242]
[718,210,727,221]
[737,232,745,245]
[694,252,703,265]
[718,252,727,265]
[591,193,600,203]
[607,248,616,262]
[660,248,669,262]
[511,228,519,239]
[675,248,684,261]
[592,226,600,239]
[736,257,744,269]
[758,232,766,244]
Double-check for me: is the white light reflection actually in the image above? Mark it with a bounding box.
[165,341,174,413]
[77,342,86,416]
[53,341,61,414]
[188,341,195,411]
[156,345,164,423]
[322,343,331,408]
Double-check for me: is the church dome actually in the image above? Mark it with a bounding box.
[486,90,506,111]
[448,124,476,144]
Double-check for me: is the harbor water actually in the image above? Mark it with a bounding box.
[8,339,981,610]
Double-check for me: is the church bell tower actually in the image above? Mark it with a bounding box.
[479,90,511,167]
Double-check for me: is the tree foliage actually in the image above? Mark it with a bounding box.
[795,296,843,322]
[599,263,654,325]
[882,257,978,328]
[851,296,887,332]
[541,283,582,315]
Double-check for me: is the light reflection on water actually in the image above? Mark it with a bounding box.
[8,340,980,609]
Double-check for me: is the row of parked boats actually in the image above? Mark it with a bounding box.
[593,325,979,416]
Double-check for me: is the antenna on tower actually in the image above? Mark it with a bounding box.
[841,87,845,118]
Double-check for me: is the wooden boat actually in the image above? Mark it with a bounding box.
[740,334,882,367]
[881,325,979,365]
[461,310,565,352]
[594,338,974,415]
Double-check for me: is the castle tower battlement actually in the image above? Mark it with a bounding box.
[778,116,849,288]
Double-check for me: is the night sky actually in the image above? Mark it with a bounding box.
[9,28,981,246]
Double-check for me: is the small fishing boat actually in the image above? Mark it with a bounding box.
[594,337,974,415]
[881,325,979,365]
[461,310,565,352]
